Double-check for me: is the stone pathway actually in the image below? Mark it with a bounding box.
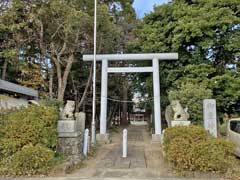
[96,126,146,169]
[66,124,175,179]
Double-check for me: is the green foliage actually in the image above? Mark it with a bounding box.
[172,64,216,87]
[168,82,212,124]
[0,105,59,176]
[134,0,240,65]
[211,71,240,116]
[0,0,135,100]
[0,144,54,176]
[129,0,240,118]
[168,63,240,123]
[17,61,46,95]
[164,126,235,173]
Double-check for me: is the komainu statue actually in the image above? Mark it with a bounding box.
[165,100,190,127]
[60,100,75,120]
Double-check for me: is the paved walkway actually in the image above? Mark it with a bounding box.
[66,124,175,178]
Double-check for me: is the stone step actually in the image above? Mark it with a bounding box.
[65,167,222,180]
[92,168,221,179]
[7,177,224,180]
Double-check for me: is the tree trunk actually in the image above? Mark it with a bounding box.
[49,68,53,99]
[1,60,7,80]
[57,81,64,101]
[76,64,93,111]
[57,54,74,101]
[53,52,74,101]
[56,63,63,101]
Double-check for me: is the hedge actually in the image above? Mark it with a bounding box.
[163,125,235,173]
[0,105,59,176]
[0,144,54,176]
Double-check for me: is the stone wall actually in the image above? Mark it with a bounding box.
[0,95,28,110]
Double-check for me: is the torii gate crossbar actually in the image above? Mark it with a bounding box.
[83,53,178,143]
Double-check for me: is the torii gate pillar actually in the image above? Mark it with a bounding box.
[152,58,161,139]
[83,53,178,143]
[99,59,108,141]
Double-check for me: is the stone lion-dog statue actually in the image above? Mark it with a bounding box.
[60,100,75,120]
[165,100,190,127]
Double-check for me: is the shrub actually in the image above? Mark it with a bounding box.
[164,125,208,153]
[219,121,227,136]
[0,105,58,152]
[0,144,54,176]
[193,138,235,172]
[0,105,59,176]
[164,125,235,173]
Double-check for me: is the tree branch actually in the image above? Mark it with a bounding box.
[57,42,67,60]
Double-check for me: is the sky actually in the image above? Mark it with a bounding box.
[133,0,169,18]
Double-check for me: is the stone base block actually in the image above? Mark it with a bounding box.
[96,133,110,144]
[57,135,83,156]
[58,119,82,137]
[58,120,76,133]
[171,120,191,127]
[151,134,162,144]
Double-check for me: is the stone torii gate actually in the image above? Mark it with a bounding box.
[83,53,178,143]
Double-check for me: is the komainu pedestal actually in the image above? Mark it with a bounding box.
[57,119,82,157]
[171,120,191,127]
[57,101,84,162]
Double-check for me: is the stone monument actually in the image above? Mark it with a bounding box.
[57,100,84,163]
[75,112,86,133]
[165,100,191,127]
[203,99,217,137]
